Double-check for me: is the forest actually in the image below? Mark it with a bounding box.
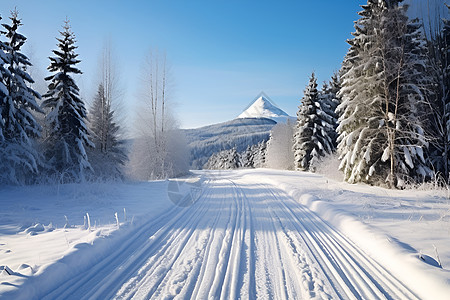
[0,0,449,189]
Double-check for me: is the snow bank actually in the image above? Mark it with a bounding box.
[0,179,192,298]
[257,172,450,300]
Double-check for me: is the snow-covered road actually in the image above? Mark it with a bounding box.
[40,173,418,299]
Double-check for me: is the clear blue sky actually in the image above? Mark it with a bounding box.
[1,0,415,129]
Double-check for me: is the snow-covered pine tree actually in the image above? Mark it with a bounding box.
[88,83,127,179]
[319,73,341,149]
[0,10,43,185]
[293,73,334,171]
[337,0,431,188]
[393,15,433,184]
[0,14,10,177]
[203,151,218,169]
[443,5,450,181]
[241,145,254,168]
[222,147,240,169]
[42,20,93,182]
[251,141,267,168]
[425,3,450,182]
[0,15,8,143]
[203,147,240,170]
[338,1,383,184]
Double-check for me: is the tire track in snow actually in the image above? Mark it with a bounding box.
[245,182,313,300]
[263,184,419,300]
[40,173,420,300]
[92,182,219,299]
[42,182,214,300]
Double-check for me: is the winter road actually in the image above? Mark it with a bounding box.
[43,172,418,299]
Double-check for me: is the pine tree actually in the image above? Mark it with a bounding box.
[88,83,127,179]
[426,4,450,182]
[319,73,341,149]
[203,151,220,169]
[203,147,240,170]
[0,16,8,142]
[251,141,266,168]
[42,20,93,182]
[394,16,433,183]
[0,14,10,155]
[0,10,43,184]
[293,73,334,171]
[241,145,254,168]
[225,147,240,169]
[443,5,450,181]
[338,0,431,187]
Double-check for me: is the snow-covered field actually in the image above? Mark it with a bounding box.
[1,169,449,299]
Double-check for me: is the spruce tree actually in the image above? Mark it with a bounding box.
[0,14,9,150]
[227,147,240,169]
[241,145,254,168]
[426,4,450,182]
[319,73,341,150]
[251,141,266,168]
[443,5,450,181]
[394,16,433,183]
[337,1,383,184]
[89,83,127,179]
[293,73,334,171]
[42,20,93,182]
[338,0,431,187]
[203,147,240,170]
[0,10,42,184]
[203,151,220,169]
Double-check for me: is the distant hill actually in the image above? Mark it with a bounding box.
[184,118,276,169]
[184,93,295,169]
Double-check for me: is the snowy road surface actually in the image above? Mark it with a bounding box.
[41,173,418,299]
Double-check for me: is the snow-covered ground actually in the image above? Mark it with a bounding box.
[0,169,449,299]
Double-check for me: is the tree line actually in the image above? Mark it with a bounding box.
[0,11,128,184]
[0,9,188,185]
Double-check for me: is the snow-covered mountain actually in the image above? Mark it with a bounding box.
[184,93,295,169]
[237,93,295,123]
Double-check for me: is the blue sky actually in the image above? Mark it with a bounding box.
[0,0,393,128]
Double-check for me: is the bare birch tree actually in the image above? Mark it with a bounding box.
[128,50,188,180]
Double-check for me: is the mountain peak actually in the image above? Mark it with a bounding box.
[237,92,291,122]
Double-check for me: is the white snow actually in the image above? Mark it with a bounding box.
[237,94,295,123]
[1,170,449,299]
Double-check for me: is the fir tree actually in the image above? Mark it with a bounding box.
[241,145,254,168]
[203,147,240,170]
[203,151,219,169]
[338,0,431,187]
[225,147,240,169]
[293,73,334,171]
[0,14,9,152]
[319,73,341,149]
[252,141,267,168]
[443,5,450,181]
[426,3,450,182]
[88,83,127,179]
[0,16,8,140]
[42,20,93,182]
[0,10,43,184]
